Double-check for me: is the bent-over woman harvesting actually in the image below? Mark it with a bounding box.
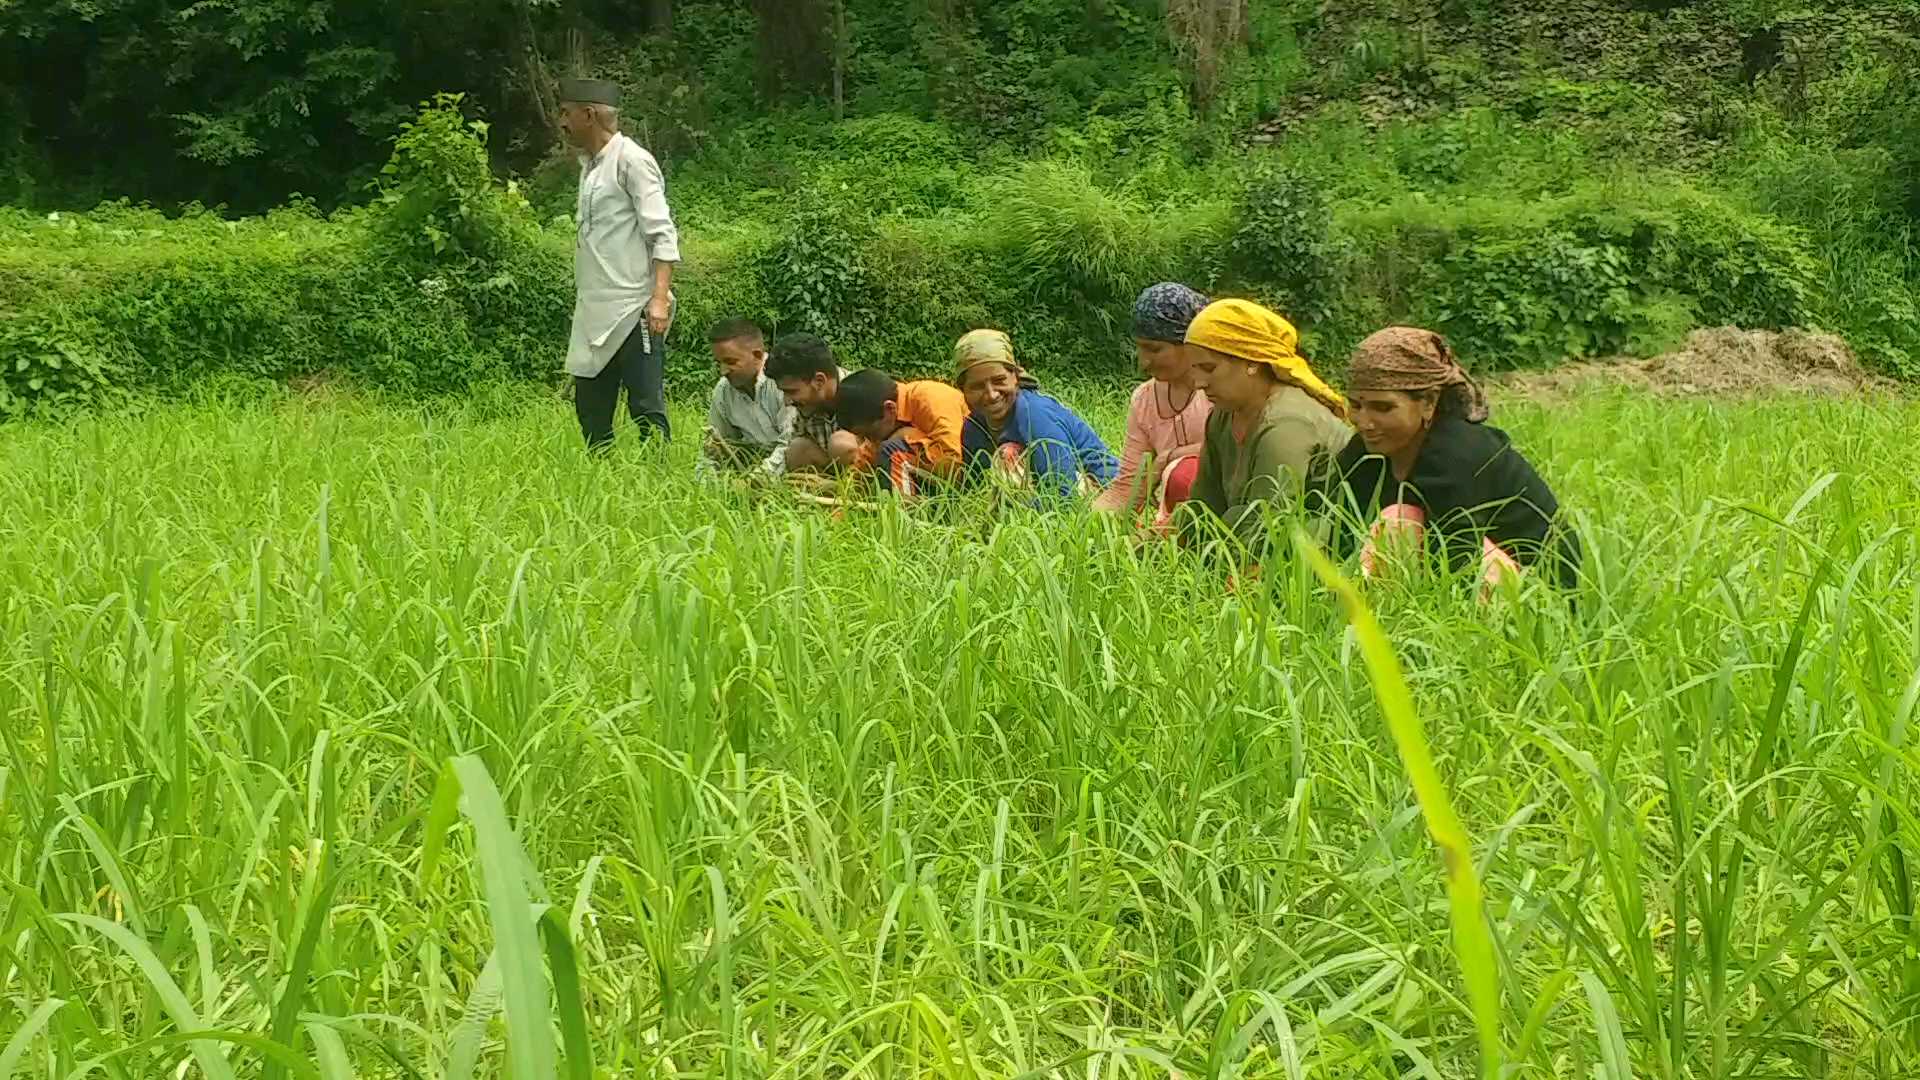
[1178,299,1353,564]
[1327,327,1580,592]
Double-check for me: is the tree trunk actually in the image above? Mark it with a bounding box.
[832,0,846,119]
[749,0,832,101]
[1166,0,1246,117]
[643,0,673,38]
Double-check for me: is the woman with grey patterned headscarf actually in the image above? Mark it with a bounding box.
[1092,283,1217,529]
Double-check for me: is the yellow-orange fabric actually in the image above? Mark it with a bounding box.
[892,380,968,465]
[1185,299,1347,420]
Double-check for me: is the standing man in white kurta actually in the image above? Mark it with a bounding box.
[557,78,682,451]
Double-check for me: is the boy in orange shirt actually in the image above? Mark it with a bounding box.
[834,369,967,496]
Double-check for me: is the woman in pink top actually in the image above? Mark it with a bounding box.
[1093,282,1215,529]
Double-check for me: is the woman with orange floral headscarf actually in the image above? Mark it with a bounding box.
[1177,299,1353,560]
[1328,327,1579,592]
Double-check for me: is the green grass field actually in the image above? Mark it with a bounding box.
[3,387,1919,1079]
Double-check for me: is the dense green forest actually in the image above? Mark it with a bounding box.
[3,0,1919,416]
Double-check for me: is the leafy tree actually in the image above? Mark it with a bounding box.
[749,0,834,99]
[0,0,539,210]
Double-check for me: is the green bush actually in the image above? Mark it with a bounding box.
[1717,46,1920,375]
[7,95,1916,423]
[978,160,1222,333]
[1633,187,1819,330]
[1225,165,1340,319]
[861,220,1129,382]
[64,98,566,402]
[1797,34,1920,217]
[815,114,969,215]
[982,161,1150,310]
[1336,183,1820,367]
[0,151,572,417]
[0,307,126,420]
[755,201,880,342]
[1432,231,1649,362]
[373,94,535,267]
[0,170,1864,423]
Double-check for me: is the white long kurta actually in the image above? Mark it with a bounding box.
[566,133,681,378]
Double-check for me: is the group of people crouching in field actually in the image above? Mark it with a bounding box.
[700,282,1580,592]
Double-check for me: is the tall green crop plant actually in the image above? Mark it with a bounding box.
[1297,534,1503,1079]
[2,390,1919,1076]
[421,755,593,1080]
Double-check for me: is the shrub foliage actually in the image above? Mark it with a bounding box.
[6,0,1920,415]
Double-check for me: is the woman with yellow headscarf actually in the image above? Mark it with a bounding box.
[1179,299,1353,559]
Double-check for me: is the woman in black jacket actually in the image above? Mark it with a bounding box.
[1324,327,1580,592]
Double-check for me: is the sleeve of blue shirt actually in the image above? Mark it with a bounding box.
[1021,392,1116,503]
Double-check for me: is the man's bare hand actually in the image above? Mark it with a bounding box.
[646,293,672,336]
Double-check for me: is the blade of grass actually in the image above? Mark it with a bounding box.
[56,914,238,1080]
[1579,970,1633,1080]
[447,754,554,1080]
[445,951,504,1080]
[536,905,594,1080]
[303,1022,354,1080]
[0,998,67,1079]
[1295,530,1503,1079]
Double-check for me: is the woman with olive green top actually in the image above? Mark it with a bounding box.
[1178,299,1353,560]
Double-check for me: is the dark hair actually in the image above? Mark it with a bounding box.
[708,316,764,346]
[765,333,838,382]
[834,369,898,429]
[1434,383,1475,421]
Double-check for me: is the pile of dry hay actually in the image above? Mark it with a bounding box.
[1499,327,1894,398]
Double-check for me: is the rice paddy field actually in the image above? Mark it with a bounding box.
[3,385,1919,1079]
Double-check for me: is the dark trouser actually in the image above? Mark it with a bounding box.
[575,321,668,451]
[875,431,945,496]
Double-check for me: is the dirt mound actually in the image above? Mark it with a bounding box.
[1501,327,1893,399]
